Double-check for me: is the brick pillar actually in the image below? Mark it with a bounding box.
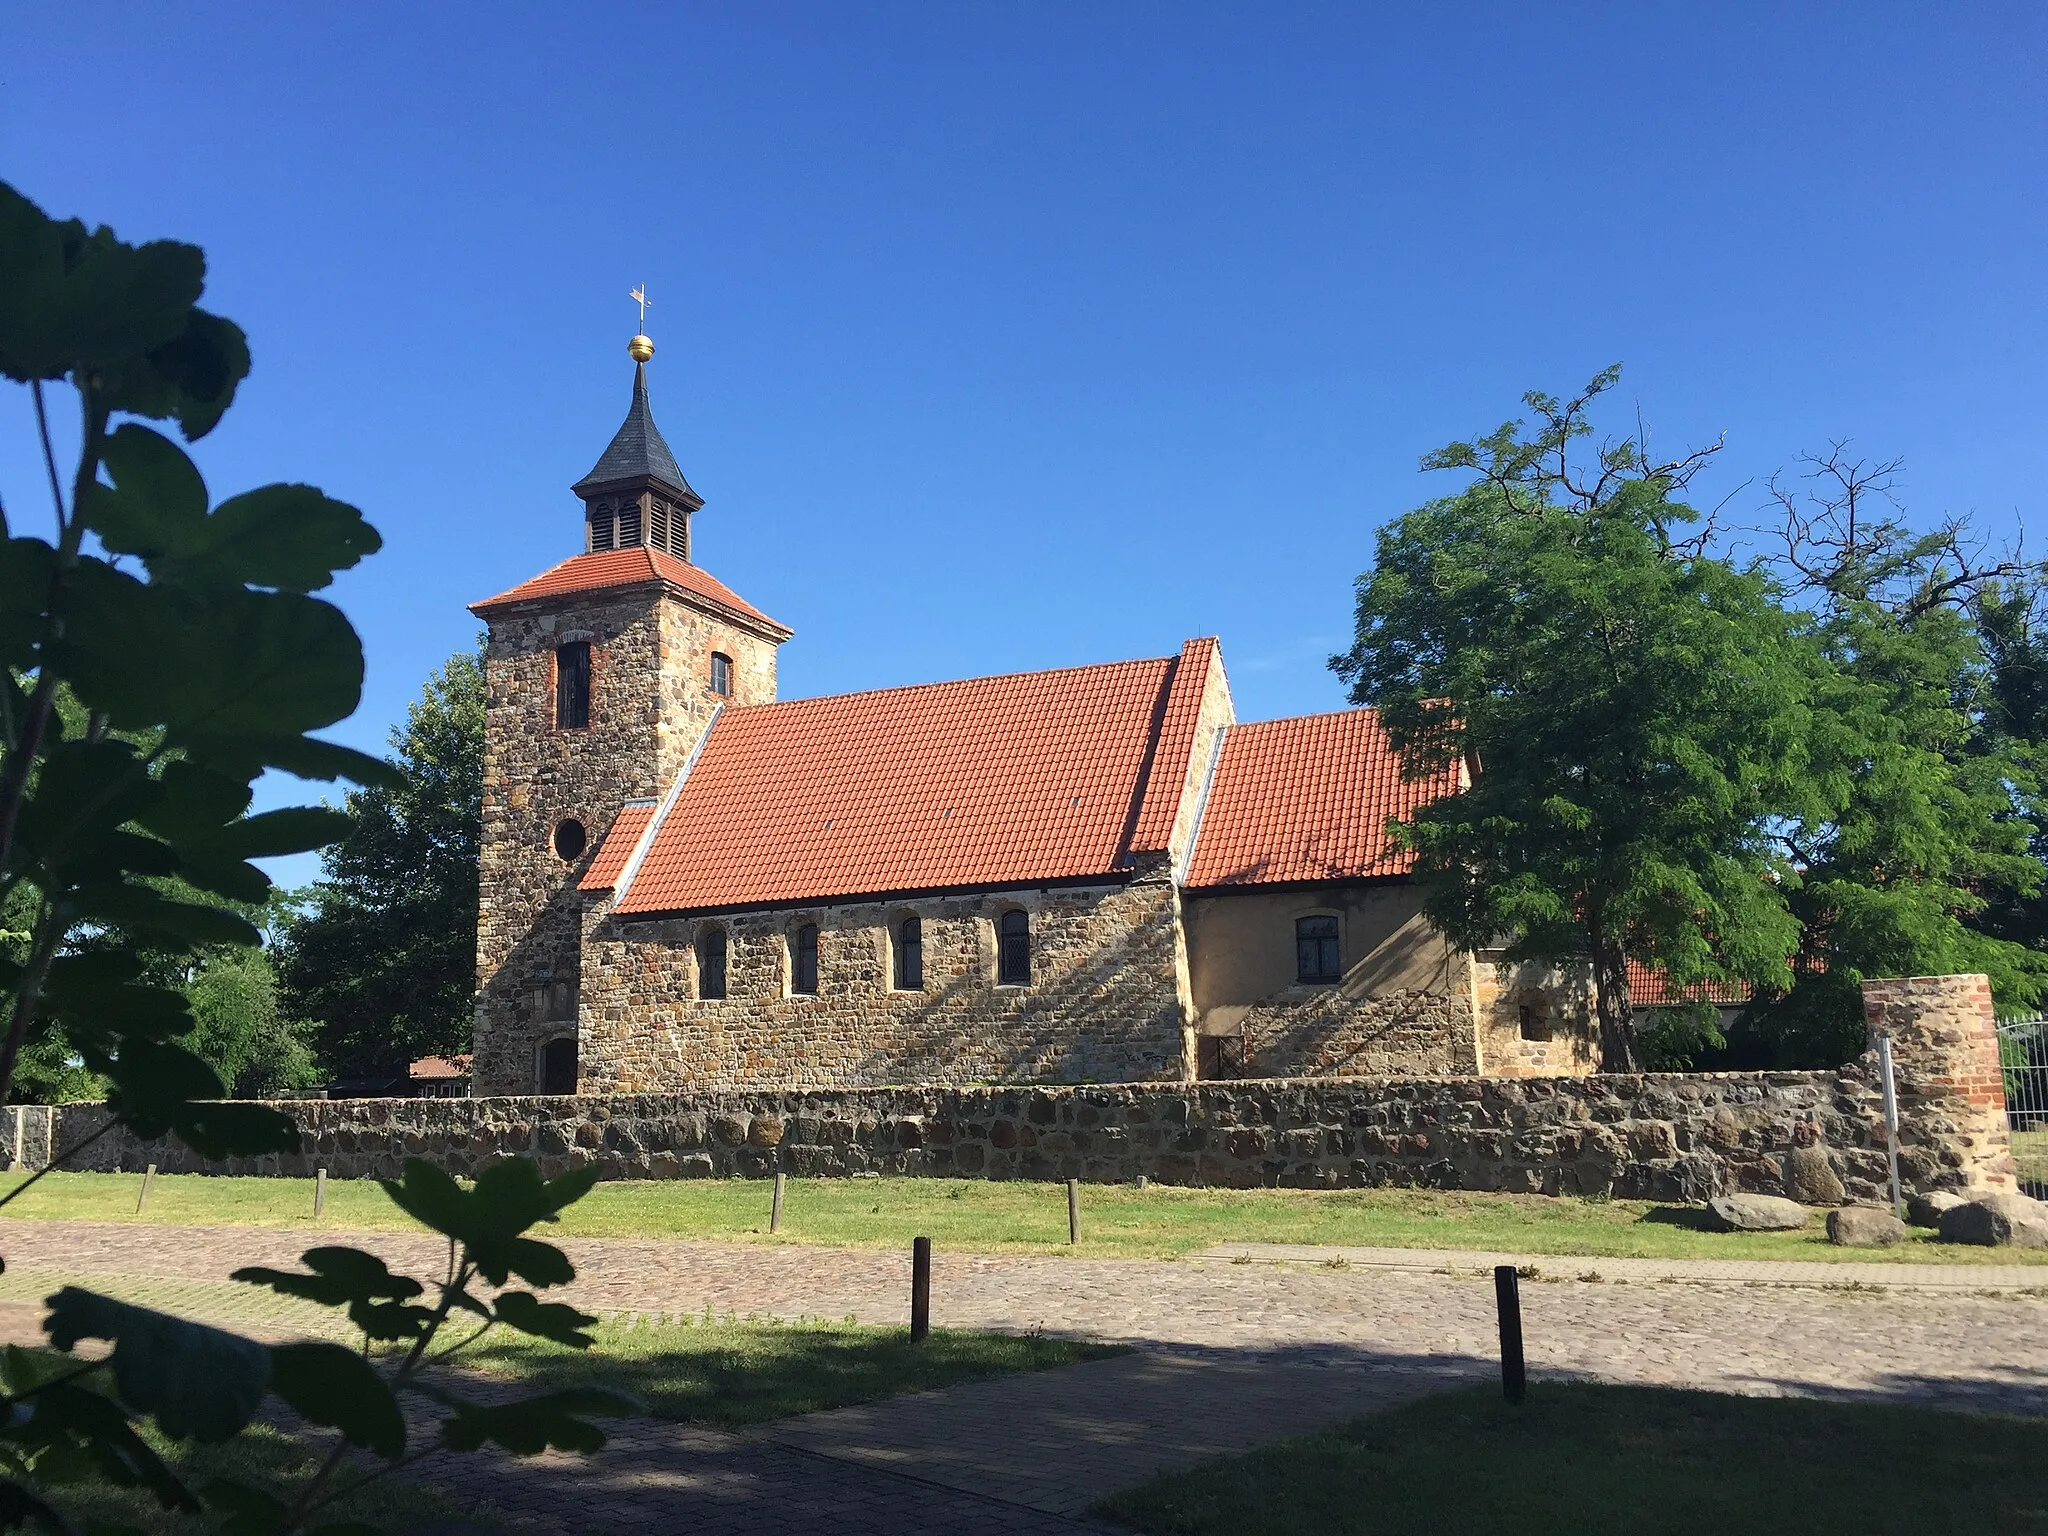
[1862,973,2016,1194]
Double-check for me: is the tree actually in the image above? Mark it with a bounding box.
[1732,452,2048,1062]
[275,645,483,1078]
[1331,369,1816,1069]
[187,941,321,1097]
[0,179,625,1530]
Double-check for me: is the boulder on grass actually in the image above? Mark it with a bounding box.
[1827,1205,1907,1248]
[1783,1144,1846,1206]
[1905,1190,1967,1229]
[1938,1192,2048,1249]
[1706,1193,1811,1232]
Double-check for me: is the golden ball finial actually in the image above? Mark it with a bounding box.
[628,334,655,363]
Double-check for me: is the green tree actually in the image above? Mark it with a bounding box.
[1732,453,2048,1062]
[186,941,321,1097]
[1331,369,1817,1069]
[0,180,625,1529]
[275,644,483,1078]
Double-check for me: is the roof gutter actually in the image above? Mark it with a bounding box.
[613,704,721,907]
[1173,723,1229,886]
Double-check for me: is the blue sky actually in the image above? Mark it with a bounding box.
[6,5,2045,883]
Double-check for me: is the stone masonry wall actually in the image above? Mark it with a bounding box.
[578,871,1192,1091]
[474,579,782,1095]
[1234,986,1478,1078]
[1473,956,1599,1078]
[1863,972,2017,1192]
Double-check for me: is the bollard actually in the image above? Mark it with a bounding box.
[136,1164,157,1214]
[314,1167,327,1219]
[1067,1178,1081,1245]
[1135,1175,1148,1191]
[910,1236,932,1344]
[771,1172,786,1234]
[1878,1036,1905,1218]
[1494,1265,1526,1405]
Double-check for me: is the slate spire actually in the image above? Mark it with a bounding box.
[574,336,702,559]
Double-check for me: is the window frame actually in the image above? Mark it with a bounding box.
[996,909,1031,988]
[791,922,820,996]
[894,914,924,992]
[697,926,728,1001]
[555,640,592,730]
[710,651,733,696]
[1295,913,1342,985]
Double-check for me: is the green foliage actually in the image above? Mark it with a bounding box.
[185,945,320,1100]
[274,647,483,1078]
[0,181,623,1529]
[1332,370,1814,1067]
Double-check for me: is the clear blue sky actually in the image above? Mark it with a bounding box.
[6,5,2044,883]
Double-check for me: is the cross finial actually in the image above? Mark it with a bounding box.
[630,284,651,329]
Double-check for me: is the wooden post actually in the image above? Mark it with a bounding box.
[770,1171,786,1234]
[1494,1265,1526,1405]
[1067,1178,1080,1245]
[314,1167,328,1219]
[910,1236,932,1344]
[136,1164,157,1214]
[1135,1174,1148,1191]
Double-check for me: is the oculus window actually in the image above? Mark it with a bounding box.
[552,818,587,861]
[1296,915,1341,984]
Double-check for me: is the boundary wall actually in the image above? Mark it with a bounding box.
[1,974,2014,1203]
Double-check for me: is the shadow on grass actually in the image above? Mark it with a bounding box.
[1099,1380,2048,1536]
[465,1317,1122,1427]
[1635,1205,1734,1233]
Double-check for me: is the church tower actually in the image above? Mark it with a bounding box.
[467,325,792,1096]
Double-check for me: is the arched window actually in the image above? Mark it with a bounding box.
[791,923,819,995]
[1296,915,1341,984]
[710,652,732,696]
[895,915,923,991]
[997,909,1030,987]
[698,927,727,1001]
[555,641,592,730]
[540,1036,577,1095]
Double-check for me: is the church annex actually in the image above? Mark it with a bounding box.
[468,336,1595,1097]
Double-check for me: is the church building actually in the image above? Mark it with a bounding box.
[468,335,1595,1097]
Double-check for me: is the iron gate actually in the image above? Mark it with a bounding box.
[1999,1015,2048,1199]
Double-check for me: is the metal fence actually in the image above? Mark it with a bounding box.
[1999,1015,2048,1199]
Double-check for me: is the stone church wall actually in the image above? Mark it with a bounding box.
[575,871,1193,1091]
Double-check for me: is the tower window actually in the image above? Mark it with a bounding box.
[555,642,591,729]
[895,915,923,991]
[791,923,819,995]
[1296,915,1340,984]
[552,818,587,861]
[617,500,643,547]
[710,652,732,696]
[997,910,1030,987]
[587,507,616,551]
[698,927,727,1000]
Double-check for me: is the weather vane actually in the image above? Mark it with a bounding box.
[630,284,651,329]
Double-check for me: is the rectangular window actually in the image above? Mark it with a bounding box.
[895,915,923,991]
[1518,1004,1553,1042]
[710,652,732,696]
[698,928,727,1000]
[555,642,592,730]
[1296,915,1341,984]
[792,923,819,995]
[997,910,1030,987]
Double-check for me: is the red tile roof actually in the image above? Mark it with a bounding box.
[408,1054,472,1080]
[613,649,1214,914]
[1182,709,1457,888]
[1625,959,1753,1007]
[579,801,658,891]
[470,547,790,636]
[1128,639,1219,854]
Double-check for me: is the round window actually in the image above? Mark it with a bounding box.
[553,818,588,861]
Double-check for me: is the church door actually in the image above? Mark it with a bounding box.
[541,1036,578,1095]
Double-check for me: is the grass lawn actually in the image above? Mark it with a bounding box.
[1099,1383,2048,1536]
[2014,1127,2047,1191]
[4,1169,2045,1266]
[0,1267,1116,1430]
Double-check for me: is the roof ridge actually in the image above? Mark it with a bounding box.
[1228,703,1385,730]
[714,647,1195,716]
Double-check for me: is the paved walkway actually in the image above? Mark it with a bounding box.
[2,1219,2043,1533]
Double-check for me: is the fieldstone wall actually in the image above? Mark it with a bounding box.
[1863,972,2017,1192]
[1473,956,1599,1078]
[579,871,1193,1090]
[473,574,784,1096]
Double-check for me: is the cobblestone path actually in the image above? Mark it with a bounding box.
[2,1219,2042,1532]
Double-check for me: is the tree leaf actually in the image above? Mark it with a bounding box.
[0,1371,197,1511]
[491,1291,598,1350]
[86,424,209,560]
[267,1342,405,1459]
[42,1289,270,1443]
[429,1387,639,1457]
[175,485,382,594]
[198,808,356,861]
